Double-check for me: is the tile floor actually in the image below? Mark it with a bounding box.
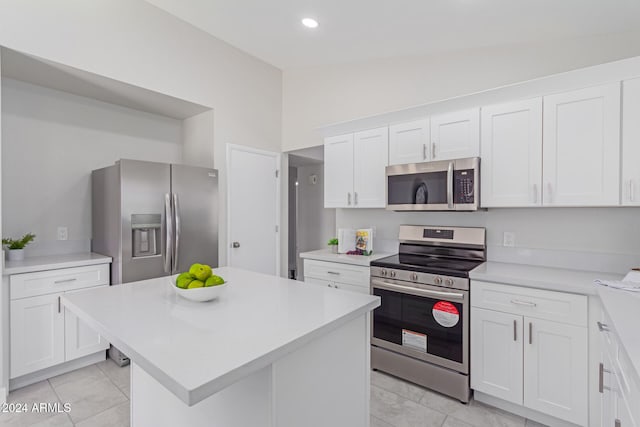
[0,362,547,427]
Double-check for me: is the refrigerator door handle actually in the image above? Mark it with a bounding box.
[172,193,181,273]
[164,193,173,273]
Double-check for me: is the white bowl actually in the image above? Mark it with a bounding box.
[171,277,228,302]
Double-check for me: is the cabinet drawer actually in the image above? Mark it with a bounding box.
[471,281,587,326]
[303,260,369,287]
[10,264,110,300]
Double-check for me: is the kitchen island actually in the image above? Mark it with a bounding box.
[61,267,379,427]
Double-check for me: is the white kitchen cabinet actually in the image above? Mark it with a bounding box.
[64,286,110,361]
[430,108,480,160]
[324,127,388,208]
[353,127,389,207]
[622,77,640,206]
[470,307,523,404]
[542,84,621,206]
[389,119,430,165]
[524,317,588,425]
[324,134,355,208]
[10,293,65,378]
[480,98,543,207]
[471,281,588,426]
[303,259,370,294]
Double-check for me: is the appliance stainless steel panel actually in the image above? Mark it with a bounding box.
[120,160,171,284]
[170,164,219,273]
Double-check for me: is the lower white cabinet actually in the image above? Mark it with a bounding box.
[471,281,588,426]
[10,293,65,378]
[64,286,110,361]
[303,259,370,294]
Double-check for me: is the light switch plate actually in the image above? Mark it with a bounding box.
[57,227,68,241]
[503,232,515,247]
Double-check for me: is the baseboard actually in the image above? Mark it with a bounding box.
[474,391,582,427]
[9,351,106,391]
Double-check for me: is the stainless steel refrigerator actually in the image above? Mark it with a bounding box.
[92,159,218,364]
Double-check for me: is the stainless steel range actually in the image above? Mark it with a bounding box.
[370,225,486,403]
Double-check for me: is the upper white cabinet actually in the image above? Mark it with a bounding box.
[324,134,355,208]
[542,84,621,206]
[622,77,640,206]
[430,108,480,160]
[389,119,430,165]
[480,98,543,207]
[324,128,388,208]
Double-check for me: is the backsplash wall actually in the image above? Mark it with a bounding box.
[336,207,640,274]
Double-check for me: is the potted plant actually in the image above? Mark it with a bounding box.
[2,233,36,261]
[327,237,339,254]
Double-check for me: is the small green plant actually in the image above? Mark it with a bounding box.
[327,237,339,246]
[2,233,36,250]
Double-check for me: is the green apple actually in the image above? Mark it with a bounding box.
[189,263,212,281]
[187,280,205,289]
[205,275,225,287]
[176,272,193,289]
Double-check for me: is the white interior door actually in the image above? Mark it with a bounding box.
[227,144,280,276]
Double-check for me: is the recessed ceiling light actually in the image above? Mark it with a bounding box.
[301,18,319,29]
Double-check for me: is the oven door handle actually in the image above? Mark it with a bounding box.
[372,279,465,300]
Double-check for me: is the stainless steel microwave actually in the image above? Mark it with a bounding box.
[386,157,480,211]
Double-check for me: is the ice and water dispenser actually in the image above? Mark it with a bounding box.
[131,214,161,257]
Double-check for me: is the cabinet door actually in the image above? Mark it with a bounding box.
[430,108,480,160]
[470,308,523,404]
[64,286,110,361]
[10,294,65,378]
[542,84,621,206]
[524,318,588,425]
[389,119,430,165]
[353,127,389,208]
[324,134,354,208]
[480,98,543,207]
[622,78,640,206]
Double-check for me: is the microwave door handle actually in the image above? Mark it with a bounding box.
[447,161,454,209]
[372,279,465,300]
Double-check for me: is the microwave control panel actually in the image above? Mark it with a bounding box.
[454,169,475,204]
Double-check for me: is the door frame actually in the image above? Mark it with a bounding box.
[226,143,281,276]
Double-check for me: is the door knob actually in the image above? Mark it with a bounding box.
[232,242,240,248]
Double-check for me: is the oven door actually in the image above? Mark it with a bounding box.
[371,278,469,373]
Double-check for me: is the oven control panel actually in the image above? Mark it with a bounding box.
[371,267,469,291]
[454,169,475,204]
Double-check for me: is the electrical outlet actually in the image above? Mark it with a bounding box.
[57,227,68,241]
[503,232,515,247]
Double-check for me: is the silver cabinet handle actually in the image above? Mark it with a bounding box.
[532,183,538,204]
[599,362,604,393]
[347,192,351,206]
[597,321,609,332]
[528,322,533,345]
[172,193,181,273]
[511,299,537,307]
[232,242,240,248]
[513,320,517,342]
[163,193,173,273]
[372,279,464,300]
[54,278,77,284]
[616,419,621,427]
[432,142,436,159]
[327,271,340,275]
[354,192,358,206]
[446,161,454,209]
[546,182,553,203]
[58,296,61,313]
[422,144,427,160]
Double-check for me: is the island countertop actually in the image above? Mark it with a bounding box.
[61,267,380,406]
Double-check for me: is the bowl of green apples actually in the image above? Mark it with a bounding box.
[172,263,227,302]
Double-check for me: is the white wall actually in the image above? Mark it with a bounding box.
[337,207,640,274]
[283,31,640,151]
[296,164,336,276]
[0,0,283,267]
[1,78,183,256]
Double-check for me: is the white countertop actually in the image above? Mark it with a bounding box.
[3,252,112,275]
[597,287,640,379]
[62,266,380,406]
[470,261,622,295]
[299,249,393,266]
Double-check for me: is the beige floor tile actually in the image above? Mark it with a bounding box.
[75,401,130,427]
[442,416,474,427]
[53,377,128,424]
[371,414,395,427]
[29,413,74,427]
[48,365,106,389]
[439,400,526,427]
[525,419,548,427]
[0,381,61,427]
[96,359,130,390]
[371,371,428,403]
[371,385,447,427]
